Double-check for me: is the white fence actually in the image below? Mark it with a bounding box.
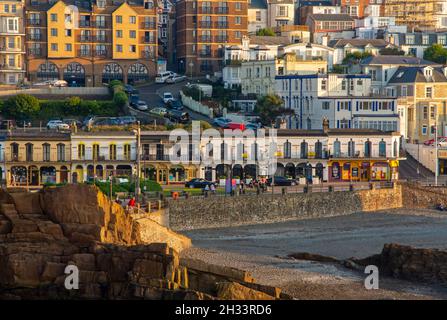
[404,143,436,173]
[0,87,110,96]
[180,91,214,119]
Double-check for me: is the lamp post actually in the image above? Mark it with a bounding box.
[435,105,438,186]
[189,61,194,79]
[134,121,141,202]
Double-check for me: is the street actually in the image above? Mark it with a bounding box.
[135,81,212,123]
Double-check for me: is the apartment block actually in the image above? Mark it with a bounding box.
[0,0,25,85]
[176,0,248,76]
[25,0,158,86]
[383,0,441,29]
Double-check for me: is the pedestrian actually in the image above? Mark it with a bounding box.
[210,183,216,195]
[128,197,136,207]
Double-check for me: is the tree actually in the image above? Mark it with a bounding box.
[3,94,40,121]
[255,94,294,126]
[342,51,372,64]
[379,47,405,56]
[255,28,275,36]
[113,91,128,110]
[423,44,447,64]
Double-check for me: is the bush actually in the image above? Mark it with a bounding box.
[3,94,40,120]
[113,91,128,110]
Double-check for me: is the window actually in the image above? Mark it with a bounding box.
[26,143,33,162]
[300,141,308,159]
[129,30,136,38]
[92,144,100,160]
[364,140,372,157]
[379,140,386,157]
[57,144,65,161]
[348,139,355,157]
[406,34,415,45]
[78,144,85,159]
[11,4,16,12]
[422,35,429,45]
[256,10,261,21]
[116,15,122,23]
[235,2,241,10]
[426,86,433,98]
[430,105,436,119]
[401,85,407,97]
[322,101,330,110]
[340,101,349,110]
[109,144,117,160]
[65,29,72,37]
[422,125,428,135]
[116,30,122,38]
[124,144,131,160]
[129,45,136,53]
[321,79,327,90]
[333,140,341,157]
[341,80,346,90]
[129,16,136,24]
[423,106,428,120]
[43,143,51,162]
[50,13,57,22]
[235,31,241,38]
[65,43,72,51]
[4,4,9,12]
[235,16,241,24]
[51,28,58,36]
[116,44,122,52]
[97,0,106,8]
[51,43,58,51]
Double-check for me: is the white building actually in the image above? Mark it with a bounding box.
[268,0,295,28]
[248,0,268,33]
[275,73,399,133]
[328,39,393,65]
[281,42,335,70]
[71,132,137,183]
[385,31,447,59]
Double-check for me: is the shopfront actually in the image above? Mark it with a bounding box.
[328,160,398,182]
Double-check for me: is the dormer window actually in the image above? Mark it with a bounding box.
[424,67,433,78]
[97,0,106,8]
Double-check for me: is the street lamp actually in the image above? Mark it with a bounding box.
[189,61,194,79]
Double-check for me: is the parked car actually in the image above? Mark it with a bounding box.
[225,122,246,130]
[213,117,231,128]
[120,116,137,125]
[166,74,187,84]
[124,84,135,94]
[424,137,447,146]
[46,120,70,130]
[51,80,68,87]
[166,110,190,124]
[162,92,175,104]
[129,93,140,107]
[149,107,167,117]
[266,176,297,186]
[133,100,148,111]
[33,80,53,87]
[185,178,215,189]
[245,122,261,130]
[63,119,82,128]
[155,71,176,83]
[166,99,184,111]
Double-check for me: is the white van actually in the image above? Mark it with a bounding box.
[155,71,176,84]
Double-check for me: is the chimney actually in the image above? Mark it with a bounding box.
[321,34,329,46]
[322,117,330,134]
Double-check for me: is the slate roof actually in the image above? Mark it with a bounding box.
[361,55,439,66]
[394,32,447,46]
[249,0,267,9]
[299,0,333,7]
[329,39,390,49]
[249,35,291,46]
[388,66,447,84]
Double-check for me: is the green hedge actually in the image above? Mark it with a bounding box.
[92,179,162,197]
[39,98,118,119]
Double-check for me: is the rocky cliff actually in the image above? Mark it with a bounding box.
[0,185,284,300]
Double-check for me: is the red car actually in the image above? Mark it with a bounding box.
[424,137,447,146]
[225,122,246,130]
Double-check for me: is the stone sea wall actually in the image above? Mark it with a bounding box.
[168,185,403,231]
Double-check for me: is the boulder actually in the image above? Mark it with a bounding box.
[216,282,276,300]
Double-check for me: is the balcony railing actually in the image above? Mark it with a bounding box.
[0,46,24,52]
[94,36,107,43]
[78,35,92,42]
[141,50,155,59]
[79,21,91,27]
[78,50,91,57]
[215,7,229,14]
[92,21,107,28]
[142,154,171,161]
[199,50,212,57]
[27,19,42,26]
[199,21,212,28]
[141,21,156,29]
[199,7,213,14]
[142,37,156,43]
[215,35,228,42]
[0,64,23,71]
[215,22,228,29]
[200,35,212,42]
[27,34,42,41]
[94,50,108,57]
[28,48,42,56]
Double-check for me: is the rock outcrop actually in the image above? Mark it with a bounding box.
[0,185,283,300]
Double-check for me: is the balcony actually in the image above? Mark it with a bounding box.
[199,50,212,57]
[27,34,42,41]
[215,22,228,29]
[141,50,155,59]
[0,46,24,53]
[199,21,212,28]
[27,19,41,26]
[94,50,108,57]
[215,35,228,42]
[199,7,213,14]
[79,21,91,27]
[142,36,156,44]
[28,48,42,56]
[92,21,107,28]
[200,35,212,42]
[141,154,170,161]
[78,35,92,42]
[0,64,23,71]
[215,7,229,14]
[78,50,91,57]
[141,21,156,29]
[94,36,107,43]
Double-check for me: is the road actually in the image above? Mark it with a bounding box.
[136,81,211,123]
[184,210,447,260]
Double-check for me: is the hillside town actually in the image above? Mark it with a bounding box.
[1,0,447,304]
